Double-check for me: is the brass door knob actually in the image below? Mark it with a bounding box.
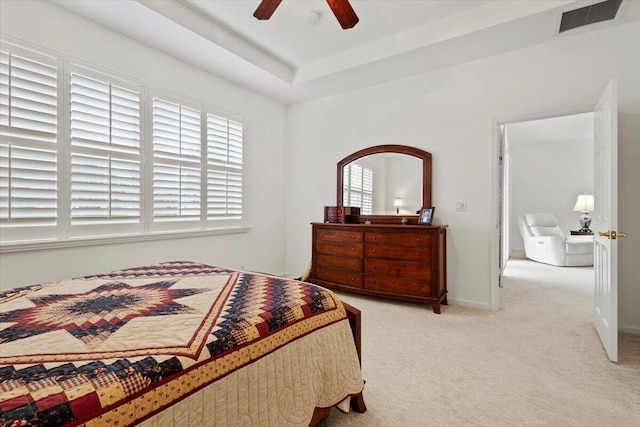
[598,230,627,239]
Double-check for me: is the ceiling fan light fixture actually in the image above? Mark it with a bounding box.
[253,0,359,30]
[307,10,321,26]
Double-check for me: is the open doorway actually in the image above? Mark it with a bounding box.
[499,112,595,271]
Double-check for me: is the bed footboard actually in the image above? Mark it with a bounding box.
[344,300,367,413]
[308,301,366,426]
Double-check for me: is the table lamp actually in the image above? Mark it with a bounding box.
[572,193,594,232]
[393,197,403,215]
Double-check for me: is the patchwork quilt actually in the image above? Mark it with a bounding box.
[0,262,361,426]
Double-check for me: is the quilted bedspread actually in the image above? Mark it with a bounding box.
[0,262,363,426]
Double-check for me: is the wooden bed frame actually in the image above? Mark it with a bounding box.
[309,301,366,426]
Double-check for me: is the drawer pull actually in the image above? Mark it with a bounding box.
[372,249,376,253]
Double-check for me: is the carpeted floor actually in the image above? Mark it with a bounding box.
[319,259,640,426]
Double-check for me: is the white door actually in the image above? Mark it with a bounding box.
[593,80,621,362]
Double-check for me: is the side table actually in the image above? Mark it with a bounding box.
[570,230,593,236]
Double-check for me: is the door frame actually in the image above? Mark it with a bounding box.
[490,108,595,311]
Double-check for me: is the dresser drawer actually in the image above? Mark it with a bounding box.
[365,243,431,261]
[315,253,362,271]
[316,240,363,257]
[365,275,431,296]
[315,267,363,288]
[365,232,430,247]
[365,259,430,280]
[316,230,363,243]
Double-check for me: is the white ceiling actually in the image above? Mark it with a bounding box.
[51,0,640,104]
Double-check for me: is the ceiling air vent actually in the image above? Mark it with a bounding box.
[559,0,623,33]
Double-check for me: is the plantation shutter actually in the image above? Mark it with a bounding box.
[0,49,57,225]
[69,72,141,224]
[362,166,373,214]
[152,98,201,221]
[343,168,349,206]
[342,163,373,215]
[206,113,242,219]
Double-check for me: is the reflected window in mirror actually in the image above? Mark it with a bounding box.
[342,153,422,215]
[343,162,373,215]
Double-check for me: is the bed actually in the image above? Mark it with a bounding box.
[0,261,365,426]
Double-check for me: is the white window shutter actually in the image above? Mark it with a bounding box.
[69,72,140,224]
[0,49,57,226]
[152,98,201,221]
[206,113,242,219]
[0,144,57,223]
[343,163,373,215]
[362,166,373,214]
[70,154,140,222]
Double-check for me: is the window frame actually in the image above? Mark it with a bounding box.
[0,44,62,242]
[66,64,144,238]
[0,41,247,250]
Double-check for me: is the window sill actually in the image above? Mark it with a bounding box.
[0,226,251,254]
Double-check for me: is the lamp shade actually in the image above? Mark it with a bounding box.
[573,194,594,212]
[393,197,403,207]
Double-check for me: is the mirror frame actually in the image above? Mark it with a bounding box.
[337,145,432,223]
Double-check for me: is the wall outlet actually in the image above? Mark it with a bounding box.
[456,201,467,212]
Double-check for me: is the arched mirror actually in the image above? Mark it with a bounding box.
[337,145,432,222]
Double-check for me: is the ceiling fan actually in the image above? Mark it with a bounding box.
[253,0,359,30]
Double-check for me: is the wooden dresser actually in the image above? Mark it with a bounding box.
[308,222,447,313]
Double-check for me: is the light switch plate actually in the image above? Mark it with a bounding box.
[456,201,467,211]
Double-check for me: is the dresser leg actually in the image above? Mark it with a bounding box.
[431,301,441,314]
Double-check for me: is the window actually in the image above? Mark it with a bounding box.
[0,42,244,246]
[343,163,373,215]
[0,48,58,241]
[207,113,242,219]
[152,97,201,223]
[69,71,141,226]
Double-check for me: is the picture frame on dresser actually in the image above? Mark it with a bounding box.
[418,206,435,225]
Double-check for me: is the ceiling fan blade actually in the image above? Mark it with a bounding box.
[253,0,283,20]
[326,0,359,29]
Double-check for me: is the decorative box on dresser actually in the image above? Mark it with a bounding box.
[309,222,448,313]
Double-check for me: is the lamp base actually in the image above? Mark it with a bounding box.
[578,211,592,233]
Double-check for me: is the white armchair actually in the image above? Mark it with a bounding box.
[518,213,593,267]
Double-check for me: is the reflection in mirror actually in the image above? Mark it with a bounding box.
[343,154,423,215]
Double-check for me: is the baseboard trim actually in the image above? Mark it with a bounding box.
[619,324,640,335]
[510,249,526,258]
[446,297,492,310]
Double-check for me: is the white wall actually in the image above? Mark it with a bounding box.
[386,155,422,215]
[509,137,593,254]
[0,1,287,287]
[285,19,640,332]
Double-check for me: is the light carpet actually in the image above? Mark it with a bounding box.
[319,259,640,426]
